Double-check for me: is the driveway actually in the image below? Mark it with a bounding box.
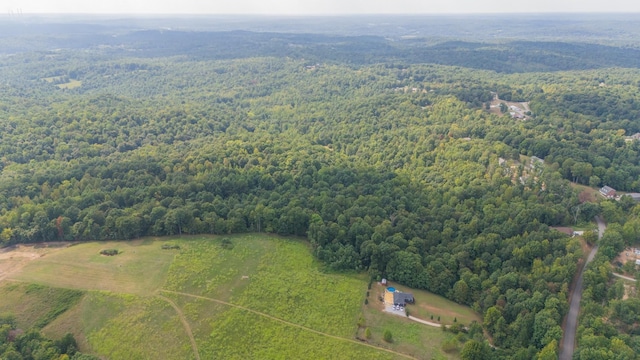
[559,216,605,360]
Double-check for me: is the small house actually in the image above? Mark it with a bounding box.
[600,186,617,198]
[384,287,414,306]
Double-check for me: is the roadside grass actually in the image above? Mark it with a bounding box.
[360,301,459,360]
[0,282,83,330]
[203,307,399,360]
[10,239,177,295]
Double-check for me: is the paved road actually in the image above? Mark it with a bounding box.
[559,216,605,360]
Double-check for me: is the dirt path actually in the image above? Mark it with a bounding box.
[157,294,201,360]
[612,272,636,282]
[407,315,446,328]
[161,289,416,360]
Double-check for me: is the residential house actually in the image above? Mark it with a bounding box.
[600,186,617,198]
[393,292,415,306]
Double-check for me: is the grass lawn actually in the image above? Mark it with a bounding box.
[10,239,178,295]
[360,300,460,360]
[375,282,481,326]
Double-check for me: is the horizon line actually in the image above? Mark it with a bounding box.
[3,11,640,16]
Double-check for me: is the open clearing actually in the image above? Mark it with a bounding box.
[2,235,465,359]
[57,79,82,89]
[570,182,601,203]
[0,243,68,282]
[10,239,177,295]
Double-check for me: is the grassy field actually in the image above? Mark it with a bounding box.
[57,79,82,89]
[41,76,82,89]
[3,235,467,359]
[11,239,178,295]
[0,282,83,330]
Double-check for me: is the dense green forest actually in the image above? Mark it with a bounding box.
[2,15,640,359]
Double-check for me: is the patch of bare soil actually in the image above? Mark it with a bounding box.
[0,243,70,282]
[614,247,639,269]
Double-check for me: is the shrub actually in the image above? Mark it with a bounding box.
[383,329,393,343]
[100,249,119,256]
[430,315,434,320]
[441,338,459,353]
[437,316,441,322]
[365,327,372,339]
[364,298,368,305]
[220,238,234,250]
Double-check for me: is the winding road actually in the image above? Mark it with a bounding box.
[559,216,605,360]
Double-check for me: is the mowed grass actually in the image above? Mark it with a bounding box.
[360,303,458,360]
[10,239,178,295]
[379,282,481,326]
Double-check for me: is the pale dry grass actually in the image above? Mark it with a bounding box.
[9,240,176,295]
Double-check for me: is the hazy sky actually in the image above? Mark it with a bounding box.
[4,0,640,14]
